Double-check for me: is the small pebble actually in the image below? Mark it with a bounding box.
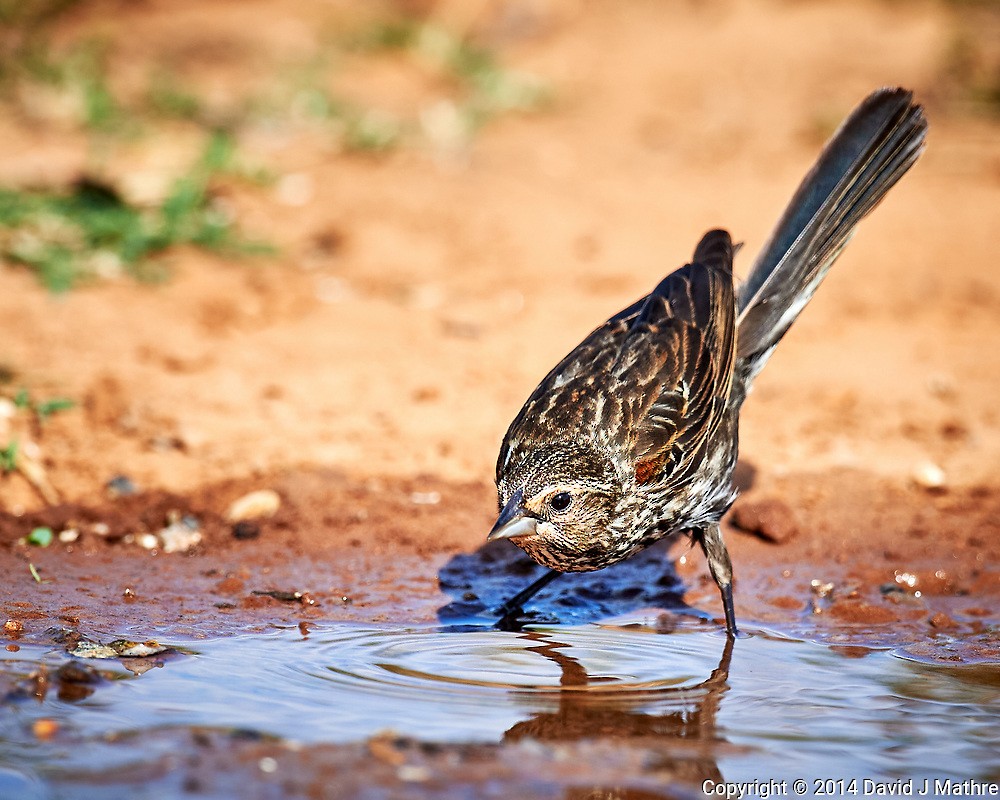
[112,639,167,657]
[106,474,139,498]
[730,497,798,543]
[3,619,24,636]
[158,516,202,554]
[226,490,281,522]
[410,491,441,505]
[911,460,946,490]
[929,611,958,629]
[137,533,159,550]
[32,719,59,740]
[58,528,79,543]
[369,735,406,767]
[68,642,119,659]
[258,757,278,774]
[231,521,260,541]
[398,765,431,783]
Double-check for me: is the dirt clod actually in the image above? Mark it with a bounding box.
[730,498,799,543]
[929,611,959,629]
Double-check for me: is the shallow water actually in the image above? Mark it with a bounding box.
[2,617,999,797]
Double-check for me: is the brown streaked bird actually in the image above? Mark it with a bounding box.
[488,88,927,636]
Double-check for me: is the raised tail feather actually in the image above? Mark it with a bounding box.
[735,87,927,387]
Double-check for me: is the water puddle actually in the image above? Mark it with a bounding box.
[2,618,998,796]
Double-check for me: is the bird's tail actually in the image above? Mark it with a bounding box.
[735,87,927,387]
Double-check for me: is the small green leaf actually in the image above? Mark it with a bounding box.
[28,527,54,547]
[35,397,75,421]
[0,441,17,473]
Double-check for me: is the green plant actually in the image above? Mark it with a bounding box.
[0,441,17,473]
[342,108,404,153]
[27,526,53,546]
[426,23,547,118]
[145,71,204,122]
[0,0,83,81]
[8,387,74,424]
[35,397,75,422]
[0,131,273,291]
[344,18,549,144]
[937,4,1000,117]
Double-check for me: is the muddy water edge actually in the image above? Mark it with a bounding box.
[0,469,998,799]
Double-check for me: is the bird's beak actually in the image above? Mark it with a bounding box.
[487,488,538,542]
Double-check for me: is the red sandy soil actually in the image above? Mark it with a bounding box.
[0,0,998,654]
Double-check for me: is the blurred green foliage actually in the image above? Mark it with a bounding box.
[0,132,271,291]
[0,3,549,290]
[348,18,549,139]
[936,0,1000,116]
[0,441,17,473]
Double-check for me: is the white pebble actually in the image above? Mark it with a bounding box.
[137,533,159,550]
[158,519,202,553]
[226,490,281,522]
[258,757,278,774]
[397,765,431,783]
[410,491,441,505]
[911,460,946,490]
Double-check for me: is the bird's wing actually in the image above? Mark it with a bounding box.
[612,229,737,488]
[497,230,737,489]
[496,308,632,480]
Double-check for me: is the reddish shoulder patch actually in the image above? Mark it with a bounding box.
[635,457,662,485]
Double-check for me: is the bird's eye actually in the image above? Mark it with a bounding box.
[550,492,572,512]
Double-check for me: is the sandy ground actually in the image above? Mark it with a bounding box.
[0,0,999,654]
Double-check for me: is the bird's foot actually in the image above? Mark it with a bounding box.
[494,611,527,632]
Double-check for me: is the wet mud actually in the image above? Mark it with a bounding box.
[2,467,998,649]
[1,469,998,797]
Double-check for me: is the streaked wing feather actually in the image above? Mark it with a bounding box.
[496,318,630,479]
[499,230,737,490]
[625,239,736,487]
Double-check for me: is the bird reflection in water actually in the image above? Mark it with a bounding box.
[504,630,734,799]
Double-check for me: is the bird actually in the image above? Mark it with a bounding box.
[487,87,927,637]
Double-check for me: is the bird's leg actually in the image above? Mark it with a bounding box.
[695,522,738,637]
[496,568,562,624]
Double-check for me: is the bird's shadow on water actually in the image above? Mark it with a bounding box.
[436,537,700,629]
[436,459,757,629]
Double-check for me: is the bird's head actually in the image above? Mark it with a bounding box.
[489,443,623,569]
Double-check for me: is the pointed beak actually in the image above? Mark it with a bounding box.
[487,488,538,542]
